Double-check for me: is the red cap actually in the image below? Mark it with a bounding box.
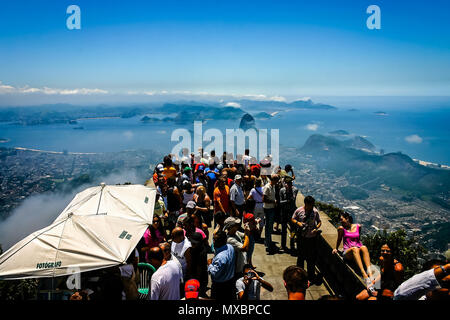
[251,164,261,174]
[185,279,200,299]
[243,213,255,223]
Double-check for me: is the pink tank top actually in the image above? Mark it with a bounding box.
[342,224,363,251]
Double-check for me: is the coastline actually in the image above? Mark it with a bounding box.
[13,147,99,155]
[76,116,121,120]
[5,146,450,169]
[413,158,450,170]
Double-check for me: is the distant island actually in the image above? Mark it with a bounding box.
[0,102,251,126]
[239,113,256,130]
[0,98,338,126]
[233,98,337,111]
[253,112,272,119]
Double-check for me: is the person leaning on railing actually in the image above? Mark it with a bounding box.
[291,195,322,284]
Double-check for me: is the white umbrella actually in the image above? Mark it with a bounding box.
[0,183,155,280]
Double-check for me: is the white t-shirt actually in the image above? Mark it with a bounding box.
[243,155,251,168]
[394,268,440,300]
[263,183,276,209]
[227,232,247,274]
[149,260,183,300]
[119,264,134,278]
[236,277,262,300]
[119,264,135,300]
[171,238,192,276]
[183,192,194,205]
[230,183,245,206]
[249,187,264,209]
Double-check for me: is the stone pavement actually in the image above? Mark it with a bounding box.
[146,179,333,300]
[205,192,331,300]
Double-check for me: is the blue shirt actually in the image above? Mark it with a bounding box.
[206,168,219,183]
[208,244,235,283]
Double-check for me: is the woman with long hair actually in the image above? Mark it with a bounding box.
[247,178,264,239]
[356,243,404,300]
[332,211,374,286]
[143,215,166,262]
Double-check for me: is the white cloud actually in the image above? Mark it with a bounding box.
[119,90,287,102]
[0,81,16,93]
[268,95,287,102]
[305,123,319,131]
[295,97,311,102]
[405,134,423,144]
[237,94,287,102]
[0,81,290,102]
[224,102,241,108]
[0,81,108,95]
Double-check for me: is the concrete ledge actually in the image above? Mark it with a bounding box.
[297,193,366,299]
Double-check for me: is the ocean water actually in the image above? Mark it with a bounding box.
[1,98,449,165]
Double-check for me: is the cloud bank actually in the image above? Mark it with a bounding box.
[0,81,108,95]
[405,134,423,144]
[0,170,143,251]
[224,102,241,108]
[305,123,319,131]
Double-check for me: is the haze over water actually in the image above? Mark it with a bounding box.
[1,97,449,165]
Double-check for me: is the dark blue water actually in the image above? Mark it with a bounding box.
[1,98,449,165]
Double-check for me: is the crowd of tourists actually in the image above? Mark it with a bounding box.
[69,150,449,301]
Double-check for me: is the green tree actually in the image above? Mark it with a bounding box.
[315,201,343,226]
[362,229,427,279]
[0,244,39,300]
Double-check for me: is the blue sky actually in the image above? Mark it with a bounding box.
[0,0,449,104]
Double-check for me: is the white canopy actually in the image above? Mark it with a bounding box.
[0,183,155,280]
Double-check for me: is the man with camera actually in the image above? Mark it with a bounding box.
[291,195,322,284]
[235,264,274,300]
